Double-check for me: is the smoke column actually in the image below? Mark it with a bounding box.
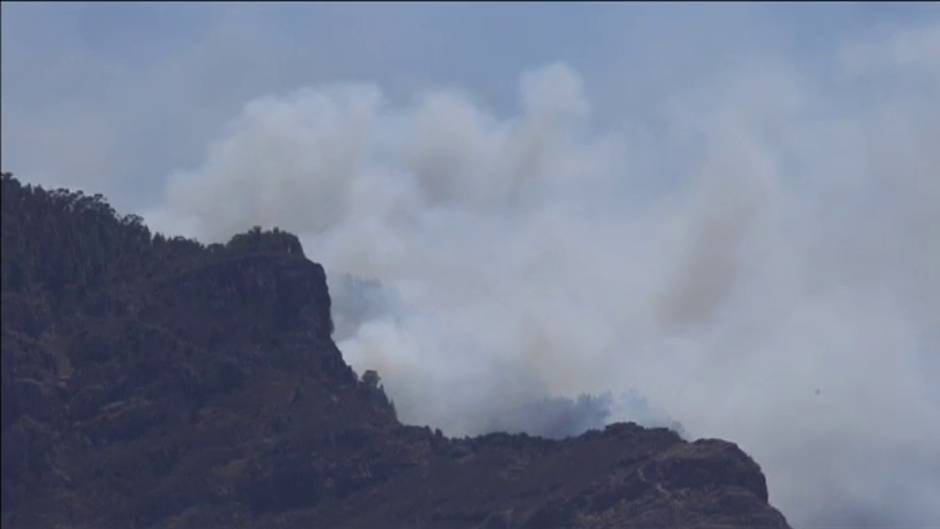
[147,25,940,528]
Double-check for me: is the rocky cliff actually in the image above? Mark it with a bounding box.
[0,173,791,528]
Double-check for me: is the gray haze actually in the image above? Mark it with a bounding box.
[4,4,940,527]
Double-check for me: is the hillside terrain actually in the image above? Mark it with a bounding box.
[1,173,791,528]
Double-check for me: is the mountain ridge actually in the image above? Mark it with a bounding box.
[1,172,791,528]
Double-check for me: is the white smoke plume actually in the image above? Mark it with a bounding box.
[147,25,940,528]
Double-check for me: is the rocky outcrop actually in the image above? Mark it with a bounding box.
[0,173,790,528]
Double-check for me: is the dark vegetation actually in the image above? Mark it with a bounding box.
[0,172,790,528]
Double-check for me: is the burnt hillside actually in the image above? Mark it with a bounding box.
[1,172,791,528]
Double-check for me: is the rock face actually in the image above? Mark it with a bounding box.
[0,173,791,528]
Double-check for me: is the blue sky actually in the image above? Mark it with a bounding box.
[3,4,940,528]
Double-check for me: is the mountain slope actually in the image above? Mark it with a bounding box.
[0,173,791,528]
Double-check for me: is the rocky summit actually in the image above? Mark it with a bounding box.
[0,173,791,528]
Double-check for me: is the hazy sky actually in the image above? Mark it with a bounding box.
[3,3,940,528]
[4,2,935,208]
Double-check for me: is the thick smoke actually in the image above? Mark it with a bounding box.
[147,25,940,528]
[329,272,682,439]
[478,391,686,440]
